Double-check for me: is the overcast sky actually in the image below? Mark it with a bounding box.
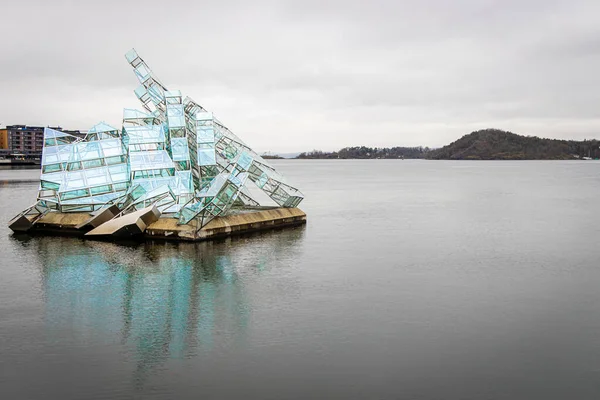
[1,0,599,152]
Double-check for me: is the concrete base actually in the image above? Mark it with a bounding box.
[145,208,307,241]
[12,207,307,242]
[32,212,91,235]
[86,205,161,237]
[75,204,120,230]
[8,214,35,233]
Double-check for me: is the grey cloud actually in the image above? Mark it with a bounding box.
[1,0,599,152]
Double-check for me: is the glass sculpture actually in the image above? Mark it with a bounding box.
[35,49,304,228]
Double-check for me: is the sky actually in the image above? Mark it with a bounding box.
[1,0,600,152]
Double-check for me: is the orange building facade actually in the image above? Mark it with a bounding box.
[0,128,8,149]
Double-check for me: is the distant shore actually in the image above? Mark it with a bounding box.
[285,129,600,161]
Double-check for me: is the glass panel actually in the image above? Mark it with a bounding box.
[77,142,102,160]
[60,189,90,200]
[113,182,128,191]
[82,159,103,169]
[198,149,216,166]
[87,174,110,186]
[67,161,82,171]
[124,125,165,145]
[135,64,150,81]
[134,85,147,99]
[43,154,59,164]
[237,152,253,171]
[42,164,62,173]
[171,138,190,161]
[41,180,60,190]
[197,128,214,143]
[90,185,112,195]
[125,48,138,63]
[105,155,125,165]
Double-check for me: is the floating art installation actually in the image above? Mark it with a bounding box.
[9,49,306,240]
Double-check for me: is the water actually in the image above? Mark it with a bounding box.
[1,161,599,400]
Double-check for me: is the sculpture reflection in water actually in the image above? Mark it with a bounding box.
[19,226,304,383]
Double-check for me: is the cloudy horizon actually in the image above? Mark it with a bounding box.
[1,0,599,152]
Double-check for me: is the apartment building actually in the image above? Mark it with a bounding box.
[4,125,84,156]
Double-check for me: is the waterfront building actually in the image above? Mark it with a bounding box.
[3,125,84,157]
[0,128,7,149]
[7,125,45,156]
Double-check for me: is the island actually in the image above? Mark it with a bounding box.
[294,129,600,160]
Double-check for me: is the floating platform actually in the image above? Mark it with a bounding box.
[11,207,307,242]
[145,208,306,241]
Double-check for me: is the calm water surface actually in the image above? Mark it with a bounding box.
[1,161,599,399]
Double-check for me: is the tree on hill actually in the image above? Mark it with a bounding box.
[426,129,600,160]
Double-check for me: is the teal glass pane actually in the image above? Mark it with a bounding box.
[256,172,268,188]
[171,138,190,161]
[41,180,61,190]
[198,149,216,166]
[197,128,214,143]
[167,104,185,128]
[84,168,110,186]
[82,159,103,169]
[60,189,90,200]
[88,122,118,134]
[42,153,60,164]
[125,125,165,146]
[77,142,102,161]
[135,64,150,81]
[148,84,163,104]
[100,139,124,157]
[237,152,253,171]
[42,164,62,174]
[67,162,82,171]
[129,151,174,171]
[125,48,138,63]
[90,185,112,195]
[105,155,125,165]
[113,182,128,191]
[134,85,147,99]
[228,173,243,188]
[109,168,128,183]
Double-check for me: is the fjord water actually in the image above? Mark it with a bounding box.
[1,160,599,400]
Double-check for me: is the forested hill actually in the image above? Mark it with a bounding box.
[295,129,599,160]
[296,146,430,159]
[427,129,600,160]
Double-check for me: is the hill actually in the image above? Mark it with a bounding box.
[426,129,600,160]
[293,129,599,160]
[296,146,429,159]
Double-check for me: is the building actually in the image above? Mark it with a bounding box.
[0,128,8,149]
[4,125,83,157]
[6,125,44,155]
